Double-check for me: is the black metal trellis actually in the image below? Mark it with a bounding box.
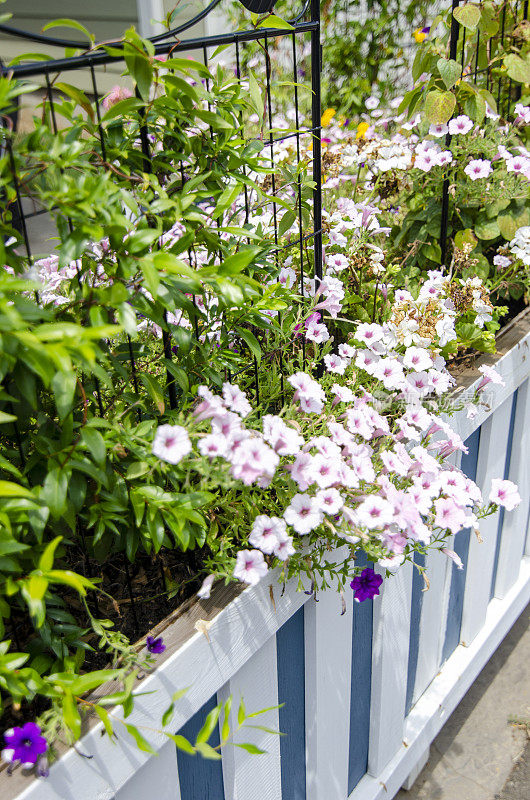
[439,0,530,267]
[0,1,323,631]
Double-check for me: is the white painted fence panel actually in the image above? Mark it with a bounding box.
[461,396,514,644]
[305,569,354,800]
[219,636,282,800]
[494,379,530,599]
[368,560,413,775]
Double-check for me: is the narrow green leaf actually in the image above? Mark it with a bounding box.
[235,327,262,363]
[42,18,94,41]
[233,742,266,754]
[164,733,196,754]
[38,536,62,571]
[196,703,222,744]
[124,723,157,754]
[237,699,246,727]
[194,741,222,759]
[95,705,115,738]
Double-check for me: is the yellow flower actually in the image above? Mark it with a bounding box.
[414,28,427,43]
[356,121,370,139]
[321,108,336,127]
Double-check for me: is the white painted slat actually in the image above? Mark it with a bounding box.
[305,557,353,800]
[434,452,462,671]
[114,739,181,800]
[494,380,530,599]
[368,559,413,776]
[218,636,282,800]
[412,548,450,704]
[460,396,513,644]
[412,453,461,703]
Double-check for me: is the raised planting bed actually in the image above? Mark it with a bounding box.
[2,307,529,800]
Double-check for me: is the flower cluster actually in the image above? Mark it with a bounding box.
[149,287,520,598]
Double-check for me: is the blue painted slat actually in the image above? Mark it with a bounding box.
[490,390,518,599]
[441,426,482,664]
[177,695,224,800]
[405,550,426,715]
[348,550,374,794]
[276,605,306,800]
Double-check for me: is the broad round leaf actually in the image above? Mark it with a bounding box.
[453,4,481,31]
[424,90,456,124]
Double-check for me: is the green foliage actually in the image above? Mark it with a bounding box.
[0,25,294,754]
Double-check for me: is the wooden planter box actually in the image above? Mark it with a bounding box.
[3,308,530,800]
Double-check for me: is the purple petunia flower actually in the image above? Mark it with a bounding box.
[146,635,166,654]
[2,722,47,768]
[350,568,383,602]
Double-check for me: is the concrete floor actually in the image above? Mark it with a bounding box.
[397,604,530,800]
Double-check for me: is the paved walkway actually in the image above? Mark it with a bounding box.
[397,604,530,800]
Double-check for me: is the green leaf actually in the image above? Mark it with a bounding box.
[39,536,62,571]
[221,696,232,742]
[248,70,264,121]
[437,58,461,90]
[0,411,17,424]
[124,40,153,103]
[42,18,94,42]
[453,4,481,31]
[46,569,93,596]
[258,14,294,30]
[478,2,499,36]
[233,742,266,754]
[0,481,34,498]
[69,669,121,694]
[51,371,77,421]
[126,228,160,254]
[152,253,202,291]
[196,703,222,744]
[219,249,259,275]
[27,575,48,601]
[475,216,500,240]
[194,109,233,131]
[278,208,297,238]
[62,692,82,738]
[164,733,196,754]
[95,705,115,738]
[423,90,456,124]
[504,54,530,85]
[464,92,486,124]
[237,698,246,727]
[194,741,222,760]
[55,82,95,121]
[42,468,68,517]
[498,214,518,240]
[235,327,262,363]
[126,462,150,480]
[82,428,106,465]
[139,373,165,415]
[454,228,478,249]
[124,723,157,754]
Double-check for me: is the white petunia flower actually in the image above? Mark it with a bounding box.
[152,425,191,465]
